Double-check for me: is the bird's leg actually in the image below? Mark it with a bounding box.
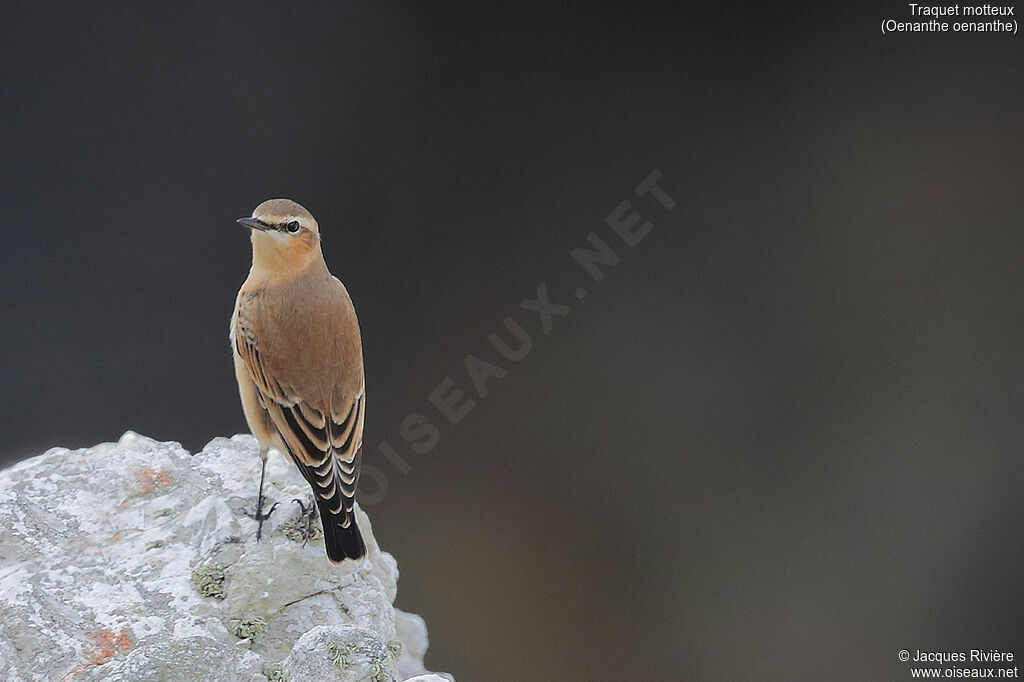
[245,447,279,541]
[292,496,317,546]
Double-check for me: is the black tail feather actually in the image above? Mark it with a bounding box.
[317,499,366,562]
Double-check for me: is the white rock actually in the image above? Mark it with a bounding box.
[282,624,395,682]
[77,636,268,682]
[0,432,453,682]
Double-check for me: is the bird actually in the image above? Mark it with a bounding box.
[230,198,366,562]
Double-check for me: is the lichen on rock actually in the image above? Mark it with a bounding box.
[192,561,227,600]
[278,502,324,543]
[231,615,269,640]
[284,625,399,682]
[0,432,453,681]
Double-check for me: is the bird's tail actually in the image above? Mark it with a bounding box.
[318,500,366,563]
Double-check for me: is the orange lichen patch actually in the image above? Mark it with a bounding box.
[132,467,172,495]
[61,628,133,680]
[84,628,132,664]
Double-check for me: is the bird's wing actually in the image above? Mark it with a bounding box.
[233,305,364,525]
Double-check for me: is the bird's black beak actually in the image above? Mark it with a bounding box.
[237,217,271,231]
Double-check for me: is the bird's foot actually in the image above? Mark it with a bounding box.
[244,495,280,542]
[292,497,317,546]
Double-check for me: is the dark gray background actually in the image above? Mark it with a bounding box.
[2,3,1022,680]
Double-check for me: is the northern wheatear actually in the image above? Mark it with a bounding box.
[231,198,366,562]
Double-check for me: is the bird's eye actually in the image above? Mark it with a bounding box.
[286,220,301,233]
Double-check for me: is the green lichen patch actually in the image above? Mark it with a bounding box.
[144,540,165,551]
[327,640,357,670]
[278,512,324,542]
[190,562,226,600]
[370,654,390,681]
[230,616,268,640]
[263,663,285,681]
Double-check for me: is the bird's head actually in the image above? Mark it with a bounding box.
[238,198,323,276]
